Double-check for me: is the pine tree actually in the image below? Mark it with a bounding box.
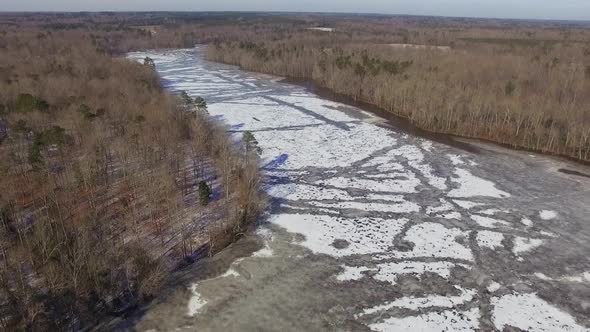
[194,96,208,113]
[180,91,193,105]
[198,181,212,206]
[243,131,261,154]
[143,56,156,69]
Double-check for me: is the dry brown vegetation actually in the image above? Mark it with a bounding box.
[206,20,590,161]
[0,27,263,329]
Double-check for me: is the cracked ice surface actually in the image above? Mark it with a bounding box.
[373,261,468,285]
[370,308,481,331]
[316,175,422,193]
[387,222,473,261]
[128,48,590,332]
[361,286,476,315]
[270,214,407,257]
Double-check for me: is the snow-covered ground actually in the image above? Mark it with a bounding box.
[127,48,590,332]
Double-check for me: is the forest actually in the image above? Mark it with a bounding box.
[0,20,263,330]
[204,16,590,161]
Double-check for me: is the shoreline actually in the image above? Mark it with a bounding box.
[287,76,590,168]
[203,54,590,167]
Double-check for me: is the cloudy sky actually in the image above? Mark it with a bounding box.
[1,0,589,21]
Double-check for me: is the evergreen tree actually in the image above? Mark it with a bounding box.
[180,91,193,105]
[143,56,156,69]
[198,181,212,206]
[243,131,261,154]
[194,96,208,113]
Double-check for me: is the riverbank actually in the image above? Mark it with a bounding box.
[284,78,590,168]
[206,42,590,163]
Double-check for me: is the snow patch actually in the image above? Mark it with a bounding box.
[268,183,354,201]
[447,154,465,165]
[361,286,476,315]
[479,208,510,215]
[366,193,406,201]
[539,210,558,220]
[448,169,510,198]
[336,265,373,281]
[316,173,421,193]
[471,214,512,228]
[453,199,484,209]
[270,214,407,257]
[426,198,455,215]
[370,307,480,332]
[540,230,558,238]
[421,141,433,152]
[513,237,544,256]
[221,269,240,278]
[362,157,403,171]
[252,244,273,257]
[390,222,473,261]
[309,200,420,213]
[436,211,463,220]
[535,273,553,281]
[477,231,505,249]
[562,272,590,283]
[409,160,447,190]
[187,284,207,317]
[487,281,501,292]
[521,218,533,227]
[492,293,587,332]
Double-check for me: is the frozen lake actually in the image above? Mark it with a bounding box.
[126,48,590,331]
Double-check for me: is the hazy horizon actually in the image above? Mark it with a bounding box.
[1,1,590,21]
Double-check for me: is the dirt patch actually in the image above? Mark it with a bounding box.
[332,239,350,249]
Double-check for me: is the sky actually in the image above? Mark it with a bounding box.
[1,0,590,21]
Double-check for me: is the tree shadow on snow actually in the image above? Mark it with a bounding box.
[262,153,289,170]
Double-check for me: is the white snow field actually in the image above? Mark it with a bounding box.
[128,48,590,332]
